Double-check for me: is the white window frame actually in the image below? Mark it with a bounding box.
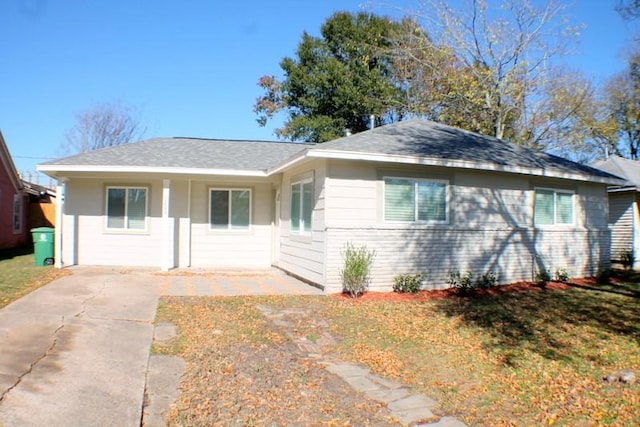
[533,187,575,226]
[383,176,449,224]
[290,177,313,234]
[208,188,252,231]
[12,194,22,234]
[105,186,149,232]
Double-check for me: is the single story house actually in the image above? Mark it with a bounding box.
[592,155,640,269]
[38,119,623,292]
[0,131,29,250]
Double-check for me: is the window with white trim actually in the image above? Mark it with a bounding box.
[209,188,251,230]
[106,186,148,230]
[291,178,313,233]
[12,194,22,233]
[384,177,448,223]
[534,188,574,225]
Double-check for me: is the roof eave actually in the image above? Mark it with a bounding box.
[307,149,625,185]
[37,164,268,178]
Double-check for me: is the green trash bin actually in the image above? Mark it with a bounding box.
[31,227,55,266]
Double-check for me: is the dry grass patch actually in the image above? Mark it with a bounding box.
[157,279,639,426]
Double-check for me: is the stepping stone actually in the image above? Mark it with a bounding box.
[325,363,370,378]
[388,394,438,411]
[365,387,410,403]
[393,407,435,426]
[368,374,405,390]
[153,322,177,342]
[420,416,467,427]
[341,375,381,393]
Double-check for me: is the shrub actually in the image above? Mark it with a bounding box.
[554,267,570,283]
[619,249,634,270]
[535,269,551,288]
[475,271,498,289]
[596,268,613,284]
[448,270,474,295]
[340,242,375,298]
[393,273,423,293]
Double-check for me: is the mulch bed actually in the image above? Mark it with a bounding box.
[332,278,613,302]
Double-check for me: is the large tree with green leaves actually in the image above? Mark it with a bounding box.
[254,12,407,142]
[606,53,640,159]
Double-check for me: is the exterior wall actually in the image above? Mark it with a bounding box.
[608,191,635,262]
[278,159,327,285]
[189,179,274,268]
[0,163,28,250]
[321,160,611,293]
[62,178,164,266]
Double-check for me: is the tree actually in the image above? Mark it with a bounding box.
[616,0,640,20]
[254,12,407,142]
[62,101,146,154]
[542,72,619,162]
[606,53,640,159]
[398,0,582,149]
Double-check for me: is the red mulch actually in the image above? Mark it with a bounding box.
[333,277,609,302]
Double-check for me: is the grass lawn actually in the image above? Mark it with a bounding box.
[156,274,639,426]
[0,247,70,309]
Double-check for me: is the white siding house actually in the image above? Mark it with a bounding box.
[592,156,640,269]
[39,119,624,292]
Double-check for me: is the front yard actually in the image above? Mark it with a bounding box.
[156,274,639,426]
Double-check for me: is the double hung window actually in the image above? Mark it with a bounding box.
[384,177,448,223]
[291,178,313,233]
[106,187,147,230]
[534,188,574,225]
[210,189,251,230]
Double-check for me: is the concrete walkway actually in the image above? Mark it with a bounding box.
[0,268,160,426]
[0,267,320,426]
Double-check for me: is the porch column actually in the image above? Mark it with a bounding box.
[54,179,65,268]
[161,179,174,271]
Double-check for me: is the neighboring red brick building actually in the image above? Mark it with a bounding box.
[0,131,29,250]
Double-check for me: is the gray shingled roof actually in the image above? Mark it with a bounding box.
[39,119,623,184]
[40,138,310,171]
[591,155,640,186]
[311,119,619,181]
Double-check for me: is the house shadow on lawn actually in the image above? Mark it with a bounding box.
[432,277,640,366]
[0,246,34,261]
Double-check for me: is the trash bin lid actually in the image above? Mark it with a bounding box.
[31,227,55,233]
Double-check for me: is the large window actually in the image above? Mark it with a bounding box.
[12,194,22,233]
[210,189,251,230]
[534,188,574,225]
[384,177,448,223]
[291,178,313,233]
[106,187,148,230]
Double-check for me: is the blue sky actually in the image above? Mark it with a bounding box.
[0,0,635,182]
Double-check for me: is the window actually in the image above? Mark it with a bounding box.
[12,194,22,233]
[209,189,251,230]
[106,187,148,230]
[384,177,448,223]
[534,188,574,225]
[291,178,313,233]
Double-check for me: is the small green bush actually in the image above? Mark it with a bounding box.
[619,249,634,270]
[554,268,570,283]
[448,270,474,295]
[475,271,497,289]
[340,242,375,298]
[393,273,423,293]
[535,269,551,287]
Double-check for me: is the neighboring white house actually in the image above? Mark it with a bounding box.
[592,155,640,269]
[38,119,624,293]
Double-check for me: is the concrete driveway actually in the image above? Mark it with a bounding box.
[0,267,321,426]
